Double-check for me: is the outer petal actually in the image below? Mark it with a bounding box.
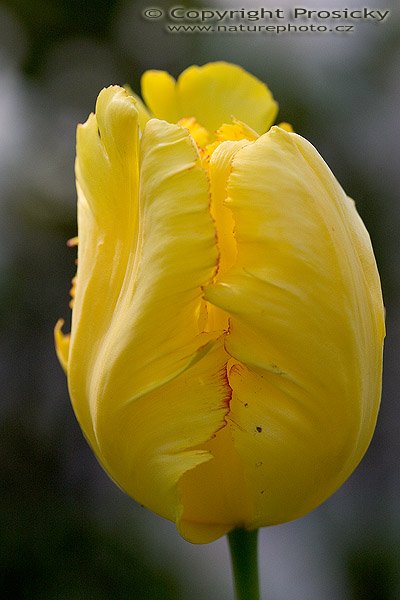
[123,84,152,131]
[69,87,229,523]
[177,421,253,543]
[205,127,385,527]
[71,86,140,455]
[142,62,278,134]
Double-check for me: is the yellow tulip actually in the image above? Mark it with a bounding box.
[55,62,385,544]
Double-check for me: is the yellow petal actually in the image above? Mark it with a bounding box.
[101,338,230,523]
[277,121,294,132]
[142,62,278,134]
[177,421,253,543]
[215,118,259,143]
[69,86,140,454]
[69,89,229,523]
[209,139,249,276]
[54,319,70,373]
[205,126,385,527]
[178,117,210,148]
[141,70,180,123]
[123,84,152,130]
[204,139,250,334]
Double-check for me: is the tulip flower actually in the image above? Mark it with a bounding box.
[55,62,384,596]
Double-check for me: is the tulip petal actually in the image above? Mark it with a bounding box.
[141,70,180,123]
[177,421,253,543]
[123,84,152,131]
[54,319,69,373]
[142,62,278,134]
[69,88,230,522]
[103,338,230,523]
[205,126,385,527]
[209,140,248,276]
[203,139,250,333]
[70,86,140,454]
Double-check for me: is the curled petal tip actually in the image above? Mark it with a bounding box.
[54,319,69,374]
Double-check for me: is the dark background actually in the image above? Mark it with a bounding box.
[1,0,399,598]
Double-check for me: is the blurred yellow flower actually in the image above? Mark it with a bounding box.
[55,62,385,544]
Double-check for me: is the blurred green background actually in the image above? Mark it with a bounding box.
[0,0,399,598]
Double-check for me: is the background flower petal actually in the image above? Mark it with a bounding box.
[176,63,278,134]
[141,62,278,134]
[141,70,180,123]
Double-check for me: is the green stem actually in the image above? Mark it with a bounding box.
[228,528,260,600]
